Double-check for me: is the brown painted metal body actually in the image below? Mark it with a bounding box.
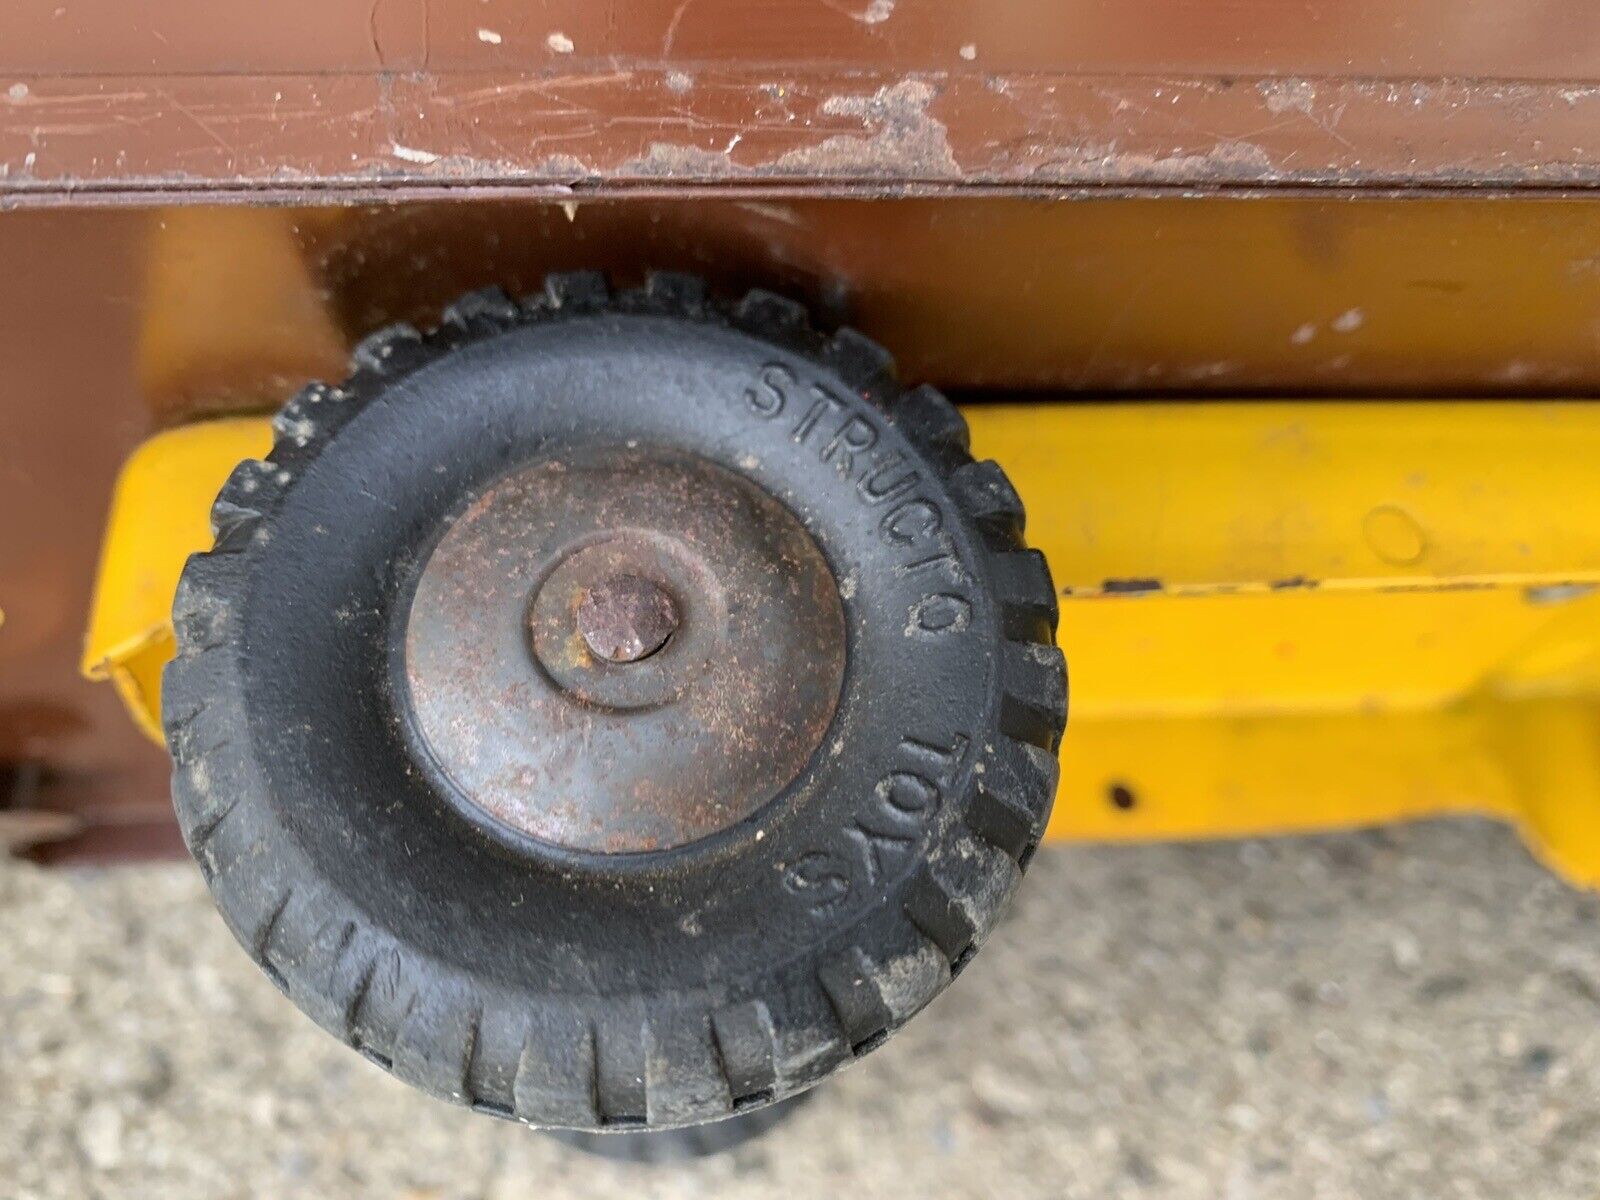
[7,3,1600,860]
[8,1,1600,201]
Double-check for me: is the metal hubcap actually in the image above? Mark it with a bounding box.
[403,449,846,854]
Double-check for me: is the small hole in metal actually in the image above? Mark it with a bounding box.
[1108,783,1137,811]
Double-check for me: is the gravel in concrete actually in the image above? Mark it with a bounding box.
[4,818,1600,1199]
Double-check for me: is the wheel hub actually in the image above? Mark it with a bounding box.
[574,574,679,663]
[402,448,847,855]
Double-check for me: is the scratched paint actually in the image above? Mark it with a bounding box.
[8,62,1600,203]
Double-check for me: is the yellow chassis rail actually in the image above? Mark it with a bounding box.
[85,404,1600,885]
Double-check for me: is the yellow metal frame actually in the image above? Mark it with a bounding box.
[82,419,273,742]
[83,403,1600,885]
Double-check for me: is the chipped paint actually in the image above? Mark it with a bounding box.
[1026,139,1276,184]
[390,143,441,165]
[605,77,964,182]
[1259,78,1316,116]
[622,141,740,177]
[773,79,959,178]
[12,67,1600,204]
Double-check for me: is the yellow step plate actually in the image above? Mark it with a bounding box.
[83,403,1600,886]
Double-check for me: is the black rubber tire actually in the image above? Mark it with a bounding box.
[162,272,1066,1131]
[544,1090,811,1163]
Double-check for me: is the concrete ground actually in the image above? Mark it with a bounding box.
[4,818,1599,1200]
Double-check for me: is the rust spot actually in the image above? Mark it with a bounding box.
[404,449,846,855]
[575,574,680,663]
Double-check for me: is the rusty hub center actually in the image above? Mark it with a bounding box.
[403,449,846,855]
[575,574,679,663]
